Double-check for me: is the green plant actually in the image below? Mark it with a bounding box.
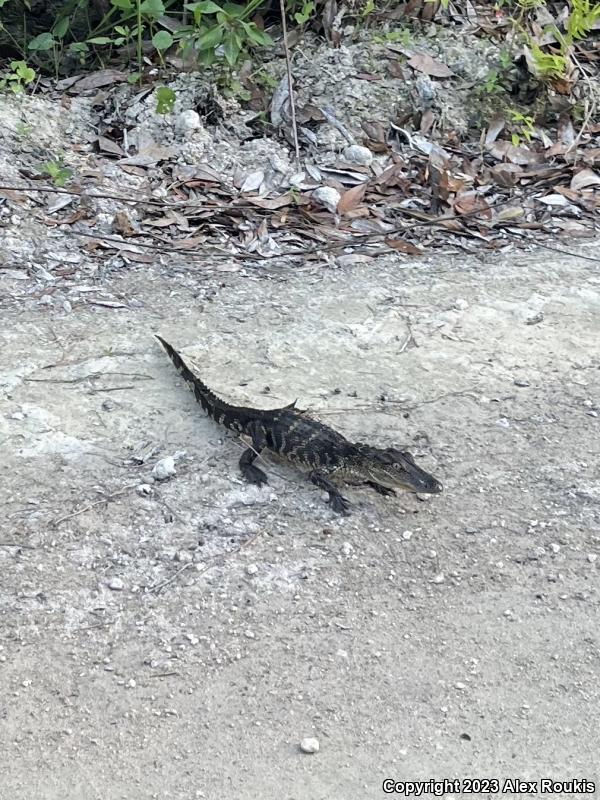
[293,1,314,25]
[373,27,412,46]
[16,121,33,136]
[37,158,73,187]
[180,0,272,66]
[0,60,36,93]
[361,0,375,16]
[509,109,535,145]
[567,0,600,39]
[155,85,176,113]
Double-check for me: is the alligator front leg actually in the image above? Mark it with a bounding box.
[309,470,350,515]
[366,480,396,497]
[239,422,268,486]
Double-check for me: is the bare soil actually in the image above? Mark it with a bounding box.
[1,244,599,800]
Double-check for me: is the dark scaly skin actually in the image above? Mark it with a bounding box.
[155,335,443,514]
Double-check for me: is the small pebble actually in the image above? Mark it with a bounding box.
[313,186,341,214]
[588,554,597,563]
[299,737,319,754]
[136,483,154,496]
[245,564,259,576]
[107,577,124,591]
[455,682,466,690]
[341,541,353,556]
[153,457,176,481]
[343,144,373,166]
[550,543,560,554]
[176,109,201,132]
[432,573,445,584]
[244,629,255,639]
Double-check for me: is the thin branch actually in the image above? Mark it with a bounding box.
[278,0,300,164]
[51,481,141,527]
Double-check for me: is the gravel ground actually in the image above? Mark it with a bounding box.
[1,244,599,800]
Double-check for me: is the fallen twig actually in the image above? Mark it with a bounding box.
[279,0,300,164]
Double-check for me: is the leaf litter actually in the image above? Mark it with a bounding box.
[1,11,600,309]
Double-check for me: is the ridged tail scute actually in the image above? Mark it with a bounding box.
[154,334,231,421]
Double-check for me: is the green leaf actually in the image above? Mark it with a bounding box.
[110,0,133,9]
[197,47,215,65]
[87,36,113,44]
[28,31,55,51]
[13,61,35,83]
[196,24,223,50]
[114,25,129,35]
[127,71,142,83]
[155,85,176,113]
[241,22,272,46]
[223,31,240,65]
[222,2,244,16]
[139,0,165,19]
[184,0,222,12]
[52,16,70,39]
[152,30,173,50]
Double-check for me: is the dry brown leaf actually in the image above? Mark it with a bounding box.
[73,69,128,92]
[454,191,491,220]
[384,237,424,255]
[420,109,435,134]
[112,211,135,236]
[96,136,125,157]
[487,141,542,165]
[246,192,297,210]
[407,52,454,78]
[489,163,523,187]
[485,116,506,146]
[337,182,368,215]
[570,169,600,191]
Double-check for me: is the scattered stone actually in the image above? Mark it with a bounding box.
[453,298,469,311]
[127,678,136,688]
[136,483,154,496]
[432,572,445,584]
[107,577,124,591]
[244,629,255,639]
[343,144,373,165]
[185,633,199,645]
[299,737,319,754]
[176,110,202,133]
[587,553,597,563]
[402,530,413,540]
[455,682,466,690]
[514,378,530,387]
[175,550,193,563]
[152,456,176,481]
[341,541,353,556]
[550,543,560,554]
[245,564,259,576]
[313,186,341,214]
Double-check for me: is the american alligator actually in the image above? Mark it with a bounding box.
[155,335,443,514]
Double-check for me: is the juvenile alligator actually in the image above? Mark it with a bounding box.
[155,335,443,514]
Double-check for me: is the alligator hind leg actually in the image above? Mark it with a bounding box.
[239,422,268,486]
[309,470,350,515]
